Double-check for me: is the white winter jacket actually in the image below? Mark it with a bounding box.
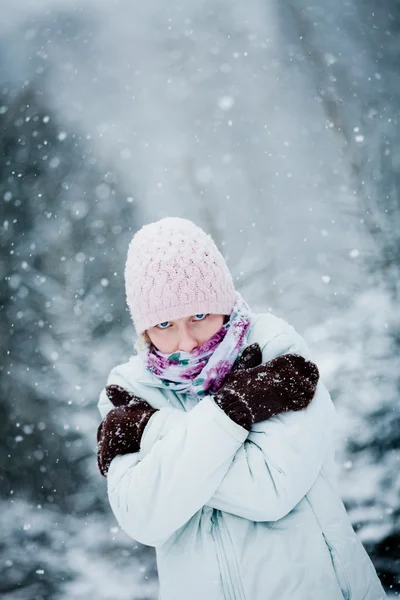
[98,313,386,600]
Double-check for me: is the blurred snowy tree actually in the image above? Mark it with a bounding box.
[351,33,400,592]
[280,0,400,590]
[1,0,399,596]
[0,84,147,597]
[336,3,400,589]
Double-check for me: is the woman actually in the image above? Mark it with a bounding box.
[97,217,386,600]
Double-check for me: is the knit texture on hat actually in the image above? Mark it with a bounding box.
[125,217,236,334]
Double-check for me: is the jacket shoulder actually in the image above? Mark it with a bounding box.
[107,355,144,386]
[97,356,147,418]
[248,313,312,361]
[250,312,294,337]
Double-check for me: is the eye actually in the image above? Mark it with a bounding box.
[156,321,171,329]
[193,314,208,321]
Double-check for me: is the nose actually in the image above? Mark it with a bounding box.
[177,328,198,353]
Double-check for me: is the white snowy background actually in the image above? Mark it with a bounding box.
[0,0,399,598]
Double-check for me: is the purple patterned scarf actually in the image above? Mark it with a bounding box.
[138,293,252,398]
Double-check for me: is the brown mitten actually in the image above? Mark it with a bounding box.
[97,386,157,476]
[215,347,319,430]
[212,344,263,430]
[104,384,139,407]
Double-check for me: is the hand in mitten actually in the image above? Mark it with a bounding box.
[97,386,157,476]
[104,384,141,408]
[213,343,263,430]
[215,347,319,430]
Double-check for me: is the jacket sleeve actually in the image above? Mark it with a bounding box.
[205,327,336,521]
[134,327,336,523]
[105,396,248,548]
[206,381,335,521]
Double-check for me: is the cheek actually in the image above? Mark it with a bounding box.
[147,329,177,353]
[156,341,173,353]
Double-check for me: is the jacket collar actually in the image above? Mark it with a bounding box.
[133,355,167,388]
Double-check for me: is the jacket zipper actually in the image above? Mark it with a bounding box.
[212,510,247,600]
[322,533,351,600]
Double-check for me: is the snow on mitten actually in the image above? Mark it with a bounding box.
[215,351,319,430]
[104,384,139,407]
[212,343,263,430]
[97,387,157,476]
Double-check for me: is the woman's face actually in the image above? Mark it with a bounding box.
[146,313,225,354]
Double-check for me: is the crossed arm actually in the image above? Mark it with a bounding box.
[102,330,335,548]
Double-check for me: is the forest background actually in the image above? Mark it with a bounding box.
[1,1,399,598]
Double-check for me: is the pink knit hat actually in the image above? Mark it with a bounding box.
[124,217,236,334]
